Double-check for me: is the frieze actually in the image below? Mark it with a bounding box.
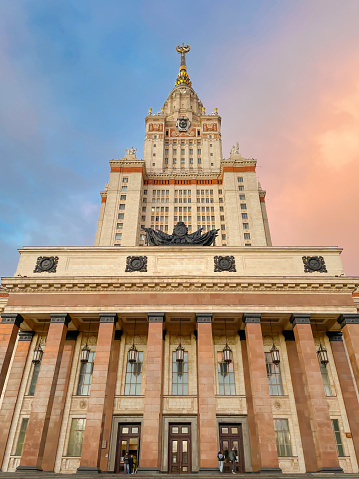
[214,256,236,272]
[148,123,163,132]
[203,123,217,132]
[125,335,147,345]
[170,335,192,346]
[34,256,59,273]
[81,335,97,346]
[214,335,236,346]
[126,256,147,272]
[302,256,327,273]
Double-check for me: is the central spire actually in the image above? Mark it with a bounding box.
[175,43,192,87]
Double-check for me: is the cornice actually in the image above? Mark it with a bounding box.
[2,277,358,294]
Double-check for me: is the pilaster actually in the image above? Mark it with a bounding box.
[0,314,24,396]
[338,314,359,393]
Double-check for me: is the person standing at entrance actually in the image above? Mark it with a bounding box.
[129,454,134,474]
[217,450,225,473]
[229,447,237,474]
[123,451,130,474]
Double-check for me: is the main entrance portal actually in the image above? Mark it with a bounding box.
[115,423,141,474]
[168,423,192,474]
[219,424,245,473]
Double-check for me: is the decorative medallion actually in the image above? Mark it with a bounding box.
[143,221,218,246]
[125,256,147,272]
[302,256,327,273]
[34,256,59,273]
[214,256,236,272]
[176,116,191,132]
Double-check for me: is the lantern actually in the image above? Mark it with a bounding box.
[317,343,329,367]
[128,343,138,364]
[222,343,233,364]
[80,344,90,363]
[270,343,280,366]
[176,343,185,363]
[32,344,43,364]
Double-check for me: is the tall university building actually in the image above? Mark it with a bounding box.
[0,45,359,475]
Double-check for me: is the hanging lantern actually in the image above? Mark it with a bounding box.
[176,343,185,363]
[80,344,90,363]
[317,343,329,367]
[128,343,138,364]
[222,343,233,364]
[32,344,43,364]
[270,343,280,366]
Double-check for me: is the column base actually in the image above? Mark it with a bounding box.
[136,466,160,474]
[76,466,101,474]
[198,467,220,474]
[317,467,344,473]
[257,467,282,473]
[16,466,43,472]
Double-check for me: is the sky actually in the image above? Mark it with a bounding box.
[0,0,358,278]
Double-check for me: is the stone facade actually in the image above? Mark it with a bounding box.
[1,46,359,475]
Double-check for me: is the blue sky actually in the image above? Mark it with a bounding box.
[1,0,359,277]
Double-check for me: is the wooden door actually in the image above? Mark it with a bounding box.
[219,424,245,473]
[115,424,141,473]
[168,424,191,474]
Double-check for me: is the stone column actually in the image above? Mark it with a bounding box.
[289,314,342,472]
[77,313,118,473]
[283,331,317,472]
[137,313,164,474]
[327,330,359,459]
[41,330,78,471]
[0,314,24,396]
[338,314,359,393]
[0,331,34,467]
[242,313,281,472]
[99,330,122,472]
[196,313,218,472]
[17,313,71,472]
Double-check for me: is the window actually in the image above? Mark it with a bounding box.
[153,144,156,147]
[117,223,123,229]
[181,149,185,155]
[244,233,251,239]
[122,186,127,191]
[28,361,41,396]
[198,158,202,164]
[172,351,188,395]
[15,418,29,456]
[181,158,185,164]
[181,140,185,145]
[143,190,147,195]
[238,186,244,191]
[241,213,248,219]
[274,419,292,457]
[222,234,226,240]
[124,351,143,395]
[220,215,225,221]
[173,149,177,155]
[239,194,245,200]
[119,204,125,210]
[218,189,222,195]
[237,177,243,182]
[142,198,147,203]
[77,351,95,395]
[331,419,345,457]
[67,418,86,457]
[197,149,201,154]
[115,233,122,240]
[123,177,128,183]
[220,206,224,212]
[240,204,247,209]
[217,351,235,395]
[139,234,145,241]
[221,225,225,230]
[320,361,333,396]
[118,213,124,220]
[245,243,251,246]
[265,352,283,396]
[173,158,177,164]
[243,223,249,229]
[165,158,168,164]
[120,195,126,200]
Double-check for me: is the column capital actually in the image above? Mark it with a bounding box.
[1,313,24,327]
[282,330,295,341]
[99,313,118,324]
[338,314,359,328]
[18,331,35,342]
[196,313,212,323]
[242,313,261,325]
[290,313,310,326]
[326,331,343,342]
[50,313,71,327]
[148,313,165,323]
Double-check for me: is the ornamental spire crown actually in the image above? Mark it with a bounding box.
[175,44,192,87]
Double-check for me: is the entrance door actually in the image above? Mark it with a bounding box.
[115,424,141,474]
[169,424,191,474]
[219,424,245,473]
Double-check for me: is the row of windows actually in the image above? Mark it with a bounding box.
[165,139,201,146]
[174,207,191,212]
[14,416,345,459]
[165,158,202,164]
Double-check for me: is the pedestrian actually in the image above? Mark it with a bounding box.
[123,451,130,474]
[217,450,225,473]
[229,446,237,474]
[129,454,134,474]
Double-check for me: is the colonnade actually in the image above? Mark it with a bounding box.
[0,312,358,473]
